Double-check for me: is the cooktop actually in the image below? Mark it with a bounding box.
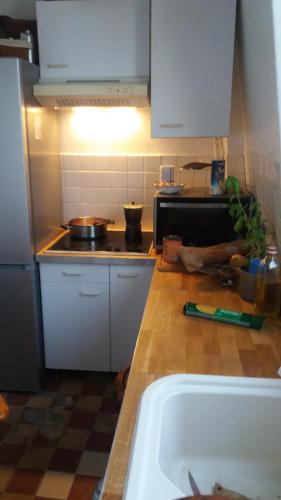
[47,231,153,256]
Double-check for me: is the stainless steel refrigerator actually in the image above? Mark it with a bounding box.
[0,58,62,391]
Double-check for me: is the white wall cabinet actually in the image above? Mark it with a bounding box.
[151,0,237,138]
[39,262,153,372]
[40,263,110,371]
[36,0,150,81]
[110,264,153,372]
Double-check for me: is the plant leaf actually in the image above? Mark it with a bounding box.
[225,176,241,195]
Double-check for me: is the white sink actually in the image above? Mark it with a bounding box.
[124,374,281,500]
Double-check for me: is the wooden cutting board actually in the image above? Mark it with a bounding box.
[157,256,186,273]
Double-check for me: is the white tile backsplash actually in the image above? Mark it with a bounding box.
[61,155,78,170]
[178,168,194,187]
[96,172,111,188]
[142,205,153,226]
[144,188,155,205]
[95,188,113,204]
[61,153,247,230]
[79,188,96,204]
[127,172,144,189]
[111,188,128,204]
[80,171,97,188]
[160,156,178,167]
[144,156,160,172]
[128,156,143,172]
[144,172,158,189]
[111,157,128,171]
[193,169,208,187]
[80,203,99,217]
[64,202,84,221]
[111,172,127,188]
[62,171,80,187]
[128,188,144,205]
[111,206,125,225]
[78,155,97,171]
[63,187,80,203]
[95,156,112,171]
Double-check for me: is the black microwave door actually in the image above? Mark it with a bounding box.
[156,206,236,247]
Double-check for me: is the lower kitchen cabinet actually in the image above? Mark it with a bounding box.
[39,262,153,372]
[40,263,110,371]
[110,264,153,372]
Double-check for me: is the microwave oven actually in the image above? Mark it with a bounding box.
[153,188,249,250]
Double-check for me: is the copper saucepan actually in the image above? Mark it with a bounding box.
[62,216,114,239]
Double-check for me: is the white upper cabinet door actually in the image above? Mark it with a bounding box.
[151,0,237,137]
[36,0,150,81]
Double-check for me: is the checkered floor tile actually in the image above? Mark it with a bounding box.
[0,371,119,499]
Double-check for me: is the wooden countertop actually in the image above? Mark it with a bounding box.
[102,260,281,499]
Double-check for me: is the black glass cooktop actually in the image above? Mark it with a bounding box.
[48,231,152,255]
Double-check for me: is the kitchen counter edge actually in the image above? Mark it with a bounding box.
[36,253,156,265]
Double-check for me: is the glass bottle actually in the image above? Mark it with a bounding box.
[255,245,281,317]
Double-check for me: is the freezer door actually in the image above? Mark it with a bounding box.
[0,265,43,391]
[0,59,38,265]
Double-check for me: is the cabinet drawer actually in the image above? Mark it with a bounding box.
[40,263,109,283]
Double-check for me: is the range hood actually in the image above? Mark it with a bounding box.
[34,0,150,108]
[33,78,149,108]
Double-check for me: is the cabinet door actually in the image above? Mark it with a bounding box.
[151,0,236,137]
[41,281,110,371]
[110,265,153,372]
[36,0,149,81]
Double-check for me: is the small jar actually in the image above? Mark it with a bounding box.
[163,235,182,263]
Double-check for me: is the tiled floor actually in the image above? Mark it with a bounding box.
[0,371,119,499]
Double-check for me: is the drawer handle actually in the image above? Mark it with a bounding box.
[47,63,69,68]
[160,123,183,128]
[79,292,101,297]
[117,273,139,278]
[62,272,83,277]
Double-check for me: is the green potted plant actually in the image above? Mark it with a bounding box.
[225,175,267,302]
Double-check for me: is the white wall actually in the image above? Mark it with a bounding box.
[272,0,281,153]
[226,46,246,186]
[236,0,281,246]
[0,0,36,19]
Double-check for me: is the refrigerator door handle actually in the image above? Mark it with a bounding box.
[62,271,83,277]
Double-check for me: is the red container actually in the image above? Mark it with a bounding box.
[163,235,182,263]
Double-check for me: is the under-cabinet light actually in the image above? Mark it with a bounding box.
[71,107,141,141]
